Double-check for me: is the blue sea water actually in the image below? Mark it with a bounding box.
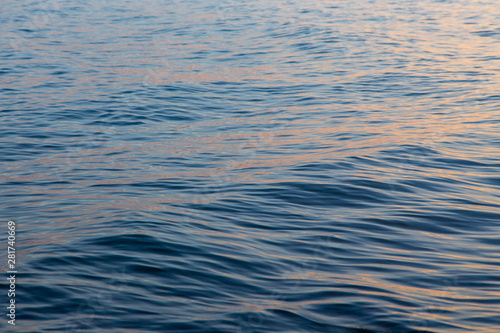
[1,0,500,332]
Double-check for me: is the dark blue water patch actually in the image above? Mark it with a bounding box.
[446,207,500,224]
[472,29,500,37]
[473,236,500,247]
[292,161,356,172]
[394,209,495,233]
[83,233,203,257]
[0,142,65,159]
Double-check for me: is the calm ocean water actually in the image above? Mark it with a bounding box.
[1,0,500,332]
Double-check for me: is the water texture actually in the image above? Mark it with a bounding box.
[1,0,500,332]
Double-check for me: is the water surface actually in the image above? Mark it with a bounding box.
[1,0,500,332]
